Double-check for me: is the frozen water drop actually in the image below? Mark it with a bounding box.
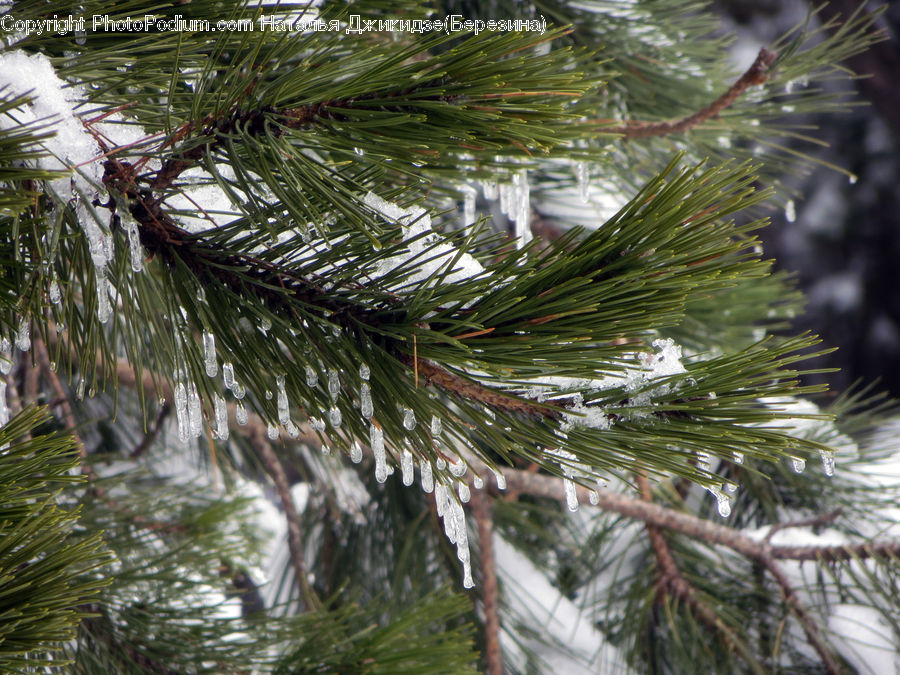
[49,279,61,304]
[350,441,363,463]
[222,362,234,389]
[462,185,476,226]
[305,365,318,387]
[359,363,370,381]
[127,218,144,272]
[231,382,245,399]
[401,449,414,486]
[493,469,506,491]
[236,402,248,425]
[265,390,273,400]
[360,383,373,419]
[329,405,342,428]
[435,457,446,471]
[717,493,731,518]
[575,160,590,203]
[214,393,228,441]
[589,490,600,505]
[820,450,835,477]
[848,174,857,185]
[260,316,272,333]
[724,482,738,494]
[95,268,111,323]
[203,331,217,377]
[16,317,31,351]
[449,458,467,478]
[328,369,340,398]
[430,414,442,436]
[371,423,387,483]
[0,338,11,375]
[187,383,202,438]
[458,481,470,503]
[276,374,289,426]
[402,407,416,431]
[473,475,484,490]
[733,452,744,465]
[791,456,806,473]
[564,478,578,512]
[785,200,796,223]
[267,423,278,440]
[285,421,300,439]
[420,458,434,493]
[76,378,86,401]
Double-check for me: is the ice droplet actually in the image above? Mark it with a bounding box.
[267,423,279,440]
[733,452,744,465]
[473,475,484,490]
[564,478,578,512]
[95,268,111,324]
[328,369,340,399]
[15,318,30,351]
[276,374,290,426]
[285,421,300,438]
[458,481,470,503]
[232,382,245,399]
[371,423,387,483]
[49,279,61,304]
[360,383,373,419]
[329,405,342,428]
[575,160,590,203]
[848,174,858,185]
[436,457,446,471]
[359,363,370,381]
[305,365,318,387]
[709,485,731,518]
[126,218,144,272]
[350,441,363,463]
[449,457,467,478]
[187,383,202,438]
[430,414,442,436]
[821,450,835,477]
[785,200,796,223]
[236,402,248,425]
[222,362,234,390]
[214,394,228,440]
[588,490,600,505]
[420,458,434,493]
[402,407,416,431]
[0,338,11,375]
[791,456,806,473]
[203,331,217,377]
[462,185,476,226]
[260,316,272,333]
[174,382,188,442]
[493,468,506,490]
[401,449,414,486]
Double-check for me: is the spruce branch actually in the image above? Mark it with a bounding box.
[601,48,777,139]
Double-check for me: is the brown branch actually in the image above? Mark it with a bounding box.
[471,490,503,675]
[603,48,777,139]
[130,402,171,459]
[764,508,844,543]
[248,422,321,611]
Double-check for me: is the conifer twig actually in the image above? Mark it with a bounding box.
[602,48,777,139]
[471,489,503,675]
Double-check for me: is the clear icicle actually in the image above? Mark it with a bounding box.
[435,457,446,471]
[214,394,228,441]
[187,383,202,438]
[473,475,484,490]
[76,378,85,401]
[449,457,467,478]
[267,423,279,440]
[236,402,248,425]
[820,449,835,477]
[174,382,188,442]
[457,481,470,503]
[126,218,144,272]
[305,365,318,387]
[359,363,370,381]
[575,160,590,203]
[430,414,442,436]
[564,478,578,512]
[785,199,796,223]
[95,268,111,324]
[420,458,434,493]
[15,318,31,352]
[360,383,373,419]
[350,441,363,464]
[402,407,416,431]
[203,331,217,377]
[709,485,731,518]
[328,369,340,399]
[401,449,414,486]
[286,421,300,439]
[589,490,600,505]
[232,382,245,399]
[222,362,235,390]
[492,468,506,490]
[371,423,387,483]
[329,405,342,428]
[0,381,8,428]
[49,279,61,304]
[276,374,290,426]
[462,185,477,226]
[481,178,498,201]
[733,452,744,464]
[791,456,806,473]
[0,338,11,375]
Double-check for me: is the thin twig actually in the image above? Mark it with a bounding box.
[471,489,503,675]
[248,423,321,611]
[764,508,844,543]
[602,48,777,139]
[130,402,171,459]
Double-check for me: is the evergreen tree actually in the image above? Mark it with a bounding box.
[1,1,898,672]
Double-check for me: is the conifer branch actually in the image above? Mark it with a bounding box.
[602,48,777,139]
[471,489,503,675]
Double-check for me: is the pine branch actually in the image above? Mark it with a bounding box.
[601,48,777,139]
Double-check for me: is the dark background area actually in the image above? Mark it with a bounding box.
[718,1,900,399]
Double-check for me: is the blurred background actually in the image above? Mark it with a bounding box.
[716,0,900,398]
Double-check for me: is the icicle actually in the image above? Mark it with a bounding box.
[709,485,731,518]
[231,382,245,399]
[360,382,373,419]
[236,402,248,425]
[203,331,217,377]
[328,368,340,399]
[329,405,342,428]
[462,185,477,226]
[791,456,806,473]
[222,362,235,390]
[286,421,300,438]
[512,169,531,248]
[276,374,290,426]
[214,393,228,441]
[95,267,111,324]
[820,449,835,477]
[305,365,318,387]
[16,317,31,351]
[265,390,273,400]
[430,414,442,436]
[492,468,506,490]
[76,378,85,401]
[174,382,188,442]
[402,407,416,431]
[401,449,414,486]
[0,339,11,375]
[0,381,9,427]
[187,383,202,438]
[420,458,434,493]
[589,490,600,506]
[267,423,279,440]
[473,475,484,490]
[49,278,61,304]
[458,481,470,503]
[575,160,590,203]
[785,199,796,223]
[733,451,744,464]
[481,177,498,201]
[724,482,738,494]
[350,440,363,463]
[359,363,370,381]
[310,416,326,432]
[371,423,387,483]
[126,218,144,272]
[449,457,467,478]
[435,457,446,471]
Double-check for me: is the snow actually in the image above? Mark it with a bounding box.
[828,605,898,675]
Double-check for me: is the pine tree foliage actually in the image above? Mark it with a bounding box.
[1,0,899,672]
